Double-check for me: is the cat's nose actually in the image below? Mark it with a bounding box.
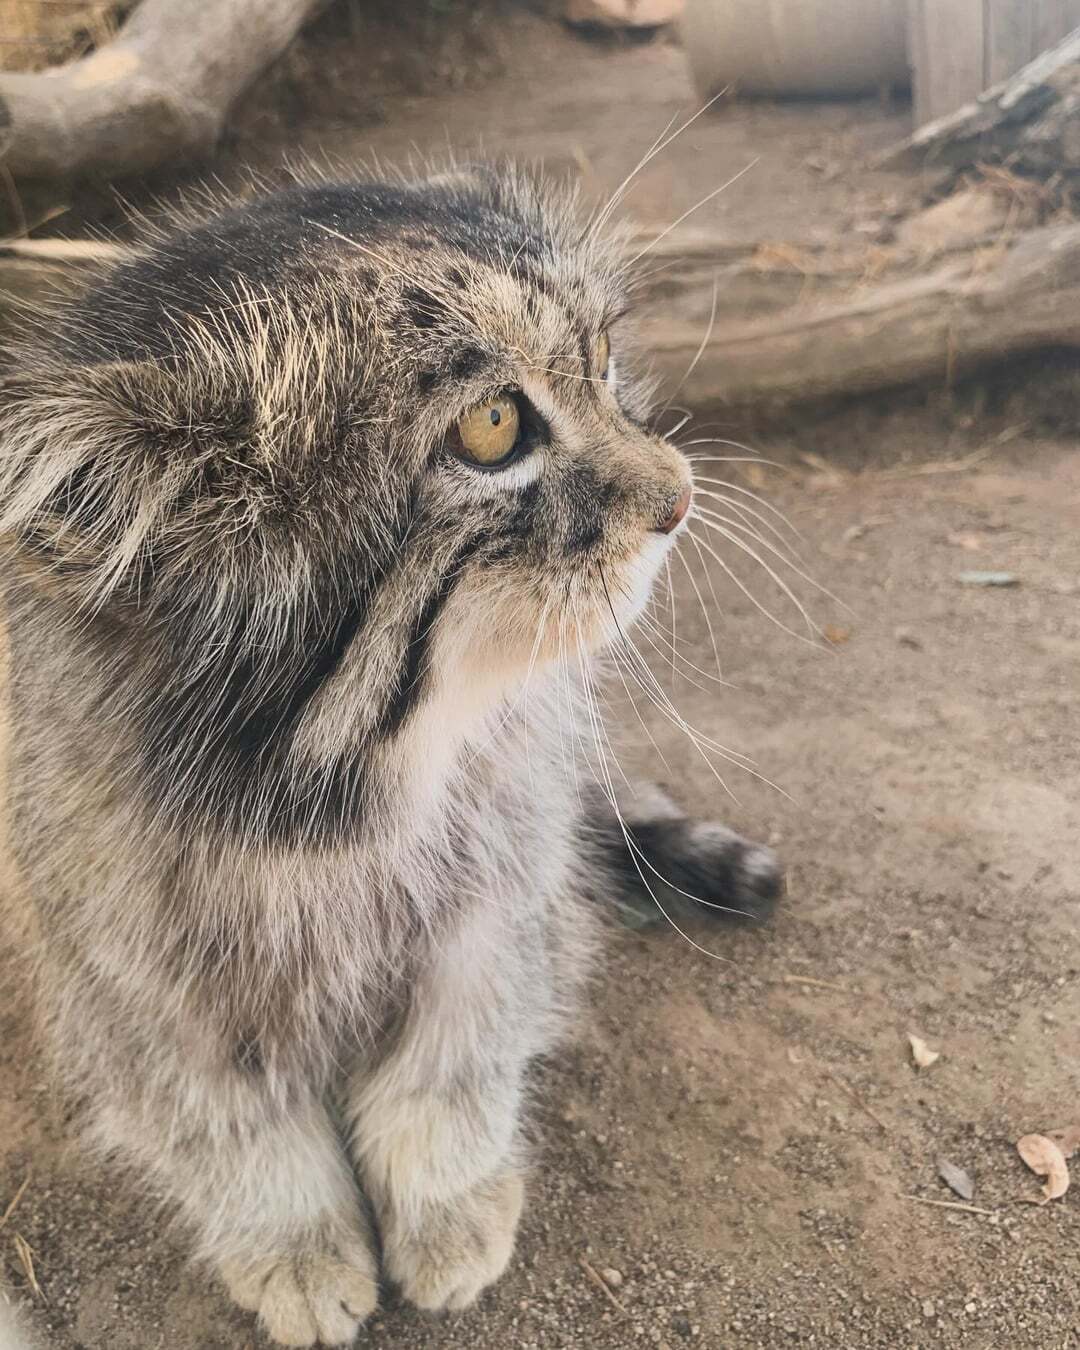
[654,486,691,535]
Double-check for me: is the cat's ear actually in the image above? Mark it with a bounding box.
[0,355,223,605]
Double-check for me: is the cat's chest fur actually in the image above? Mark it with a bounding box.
[164,694,582,1079]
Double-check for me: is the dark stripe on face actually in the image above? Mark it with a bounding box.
[377,535,482,740]
[563,464,617,556]
[138,499,419,845]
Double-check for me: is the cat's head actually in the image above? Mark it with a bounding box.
[0,167,693,837]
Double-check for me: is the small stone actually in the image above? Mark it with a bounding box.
[895,626,922,649]
[602,1267,623,1288]
[957,571,1019,587]
[922,1300,936,1319]
[965,1302,978,1314]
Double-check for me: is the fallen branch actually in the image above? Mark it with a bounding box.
[876,26,1080,172]
[0,0,325,182]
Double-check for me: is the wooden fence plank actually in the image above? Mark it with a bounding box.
[909,0,985,123]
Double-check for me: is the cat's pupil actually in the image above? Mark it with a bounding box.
[489,408,501,427]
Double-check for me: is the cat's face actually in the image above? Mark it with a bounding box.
[0,168,693,835]
[352,171,692,684]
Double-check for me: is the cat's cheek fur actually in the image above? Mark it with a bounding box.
[614,531,679,631]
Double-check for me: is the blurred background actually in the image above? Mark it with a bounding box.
[1,3,1079,1348]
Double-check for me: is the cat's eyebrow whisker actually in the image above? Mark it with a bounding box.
[586,108,681,241]
[628,158,761,269]
[587,88,731,242]
[659,276,718,420]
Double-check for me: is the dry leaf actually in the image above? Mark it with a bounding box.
[908,1034,940,1069]
[936,1157,975,1201]
[1047,1124,1080,1159]
[823,625,851,645]
[1016,1133,1070,1203]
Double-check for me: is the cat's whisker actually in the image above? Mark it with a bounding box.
[686,527,820,648]
[692,490,802,561]
[664,555,677,690]
[659,276,718,421]
[672,541,725,682]
[628,159,761,269]
[694,506,843,611]
[661,410,694,439]
[629,599,732,690]
[587,88,731,242]
[626,614,712,695]
[693,503,800,568]
[599,569,754,773]
[685,529,730,672]
[575,647,751,937]
[690,475,802,539]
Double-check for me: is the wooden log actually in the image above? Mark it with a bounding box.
[0,0,325,182]
[640,221,1080,407]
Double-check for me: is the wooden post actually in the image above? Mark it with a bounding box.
[909,0,1080,125]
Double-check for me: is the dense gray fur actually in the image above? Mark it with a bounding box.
[0,167,779,1346]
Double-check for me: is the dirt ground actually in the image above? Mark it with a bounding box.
[2,8,1079,1349]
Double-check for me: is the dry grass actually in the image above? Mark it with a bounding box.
[0,1,132,74]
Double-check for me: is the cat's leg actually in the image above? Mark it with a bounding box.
[584,782,783,926]
[344,902,549,1314]
[58,986,378,1348]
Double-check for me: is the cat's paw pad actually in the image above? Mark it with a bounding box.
[219,1232,377,1347]
[384,1172,523,1313]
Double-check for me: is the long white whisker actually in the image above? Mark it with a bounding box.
[589,88,732,240]
[660,275,718,417]
[687,528,820,647]
[628,159,760,267]
[695,507,843,612]
[690,475,802,537]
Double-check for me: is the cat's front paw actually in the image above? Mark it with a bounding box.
[219,1227,378,1347]
[383,1170,523,1312]
[686,820,783,921]
[614,813,784,928]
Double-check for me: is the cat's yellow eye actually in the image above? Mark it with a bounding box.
[595,330,611,379]
[455,396,520,465]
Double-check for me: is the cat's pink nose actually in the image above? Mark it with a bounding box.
[655,486,691,535]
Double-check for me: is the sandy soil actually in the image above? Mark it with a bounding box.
[2,9,1079,1349]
